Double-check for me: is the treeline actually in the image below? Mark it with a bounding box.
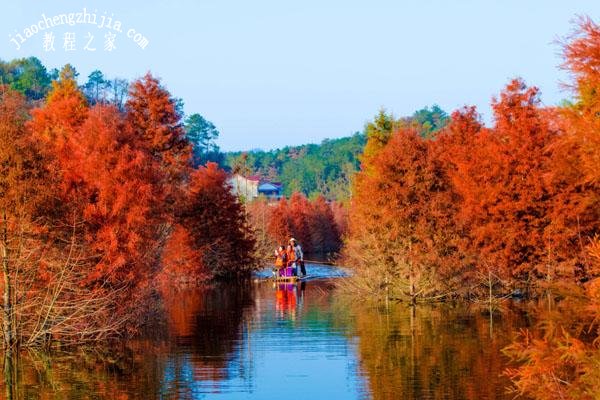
[0,57,222,167]
[0,65,255,350]
[226,134,366,201]
[247,193,345,261]
[345,18,600,304]
[225,105,448,201]
[0,57,56,101]
[0,57,126,107]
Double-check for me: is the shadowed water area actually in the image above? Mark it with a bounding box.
[1,265,535,399]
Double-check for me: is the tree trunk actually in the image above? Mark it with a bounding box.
[409,274,416,305]
[1,209,13,355]
[3,354,15,400]
[488,268,493,305]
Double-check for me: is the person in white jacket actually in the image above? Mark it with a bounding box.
[290,238,306,276]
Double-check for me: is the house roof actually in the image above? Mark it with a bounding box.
[231,174,282,189]
[258,182,281,192]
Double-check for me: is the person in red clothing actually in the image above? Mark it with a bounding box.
[274,246,287,277]
[286,244,296,276]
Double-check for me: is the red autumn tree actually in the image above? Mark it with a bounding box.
[288,192,312,249]
[545,17,600,281]
[160,224,207,285]
[260,193,342,256]
[561,17,600,186]
[26,68,162,335]
[125,73,190,161]
[0,86,49,350]
[435,107,484,278]
[309,195,341,254]
[268,198,293,247]
[347,127,460,301]
[28,64,88,197]
[2,85,131,347]
[125,73,191,215]
[449,80,559,287]
[74,104,160,287]
[177,162,256,280]
[29,69,161,290]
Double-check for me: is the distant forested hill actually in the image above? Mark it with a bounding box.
[225,133,367,201]
[224,105,449,201]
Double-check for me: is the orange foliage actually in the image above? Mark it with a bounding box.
[159,224,207,285]
[309,196,341,254]
[451,80,560,284]
[264,193,342,255]
[347,126,461,300]
[503,290,600,400]
[28,65,88,196]
[3,67,257,346]
[267,198,292,246]
[347,19,600,299]
[177,162,256,279]
[548,16,600,281]
[76,105,159,285]
[125,72,191,199]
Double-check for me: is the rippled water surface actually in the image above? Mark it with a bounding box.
[2,264,530,399]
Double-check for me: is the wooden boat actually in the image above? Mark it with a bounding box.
[272,274,310,282]
[270,266,310,282]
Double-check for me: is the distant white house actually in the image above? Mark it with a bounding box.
[228,174,283,201]
[258,182,283,198]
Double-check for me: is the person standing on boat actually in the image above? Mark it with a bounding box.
[285,244,297,276]
[274,246,287,277]
[290,238,306,277]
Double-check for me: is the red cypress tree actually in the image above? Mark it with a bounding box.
[268,198,292,247]
[546,17,600,282]
[288,192,312,251]
[28,65,88,196]
[348,127,459,300]
[450,80,559,286]
[125,73,190,161]
[309,195,341,254]
[74,104,160,286]
[178,163,256,279]
[160,224,207,285]
[125,73,191,216]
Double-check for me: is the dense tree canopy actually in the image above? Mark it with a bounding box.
[0,57,55,101]
[0,65,257,349]
[346,19,600,305]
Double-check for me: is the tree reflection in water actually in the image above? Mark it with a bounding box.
[0,283,255,399]
[336,300,528,400]
[4,279,597,400]
[503,290,600,400]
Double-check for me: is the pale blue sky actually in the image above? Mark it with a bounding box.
[1,1,599,151]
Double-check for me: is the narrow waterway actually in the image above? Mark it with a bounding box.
[1,264,531,399]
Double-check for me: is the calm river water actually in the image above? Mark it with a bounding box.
[2,265,532,399]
